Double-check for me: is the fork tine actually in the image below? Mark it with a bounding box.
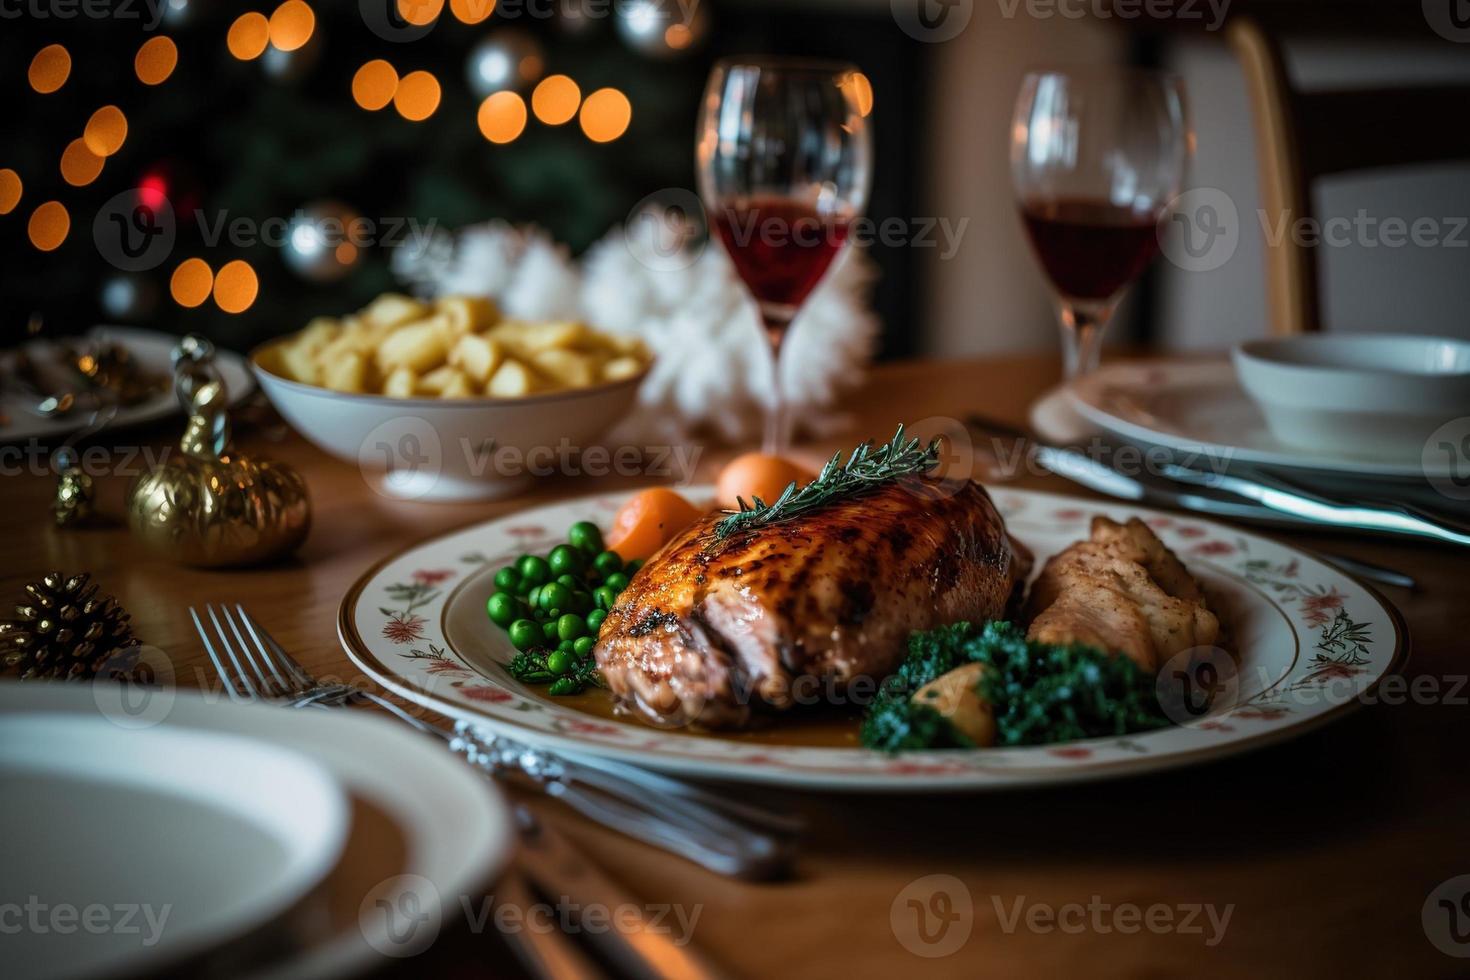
[239,606,316,688]
[206,603,260,699]
[191,606,244,699]
[233,604,300,697]
[218,604,278,698]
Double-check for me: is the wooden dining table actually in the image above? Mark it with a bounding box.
[4,353,1465,979]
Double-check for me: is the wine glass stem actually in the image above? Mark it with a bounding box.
[1057,300,1114,379]
[761,307,794,456]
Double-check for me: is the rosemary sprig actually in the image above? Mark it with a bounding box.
[713,425,942,540]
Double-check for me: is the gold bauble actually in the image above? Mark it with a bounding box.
[127,374,311,567]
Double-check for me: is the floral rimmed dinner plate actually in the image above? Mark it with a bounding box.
[339,487,1407,792]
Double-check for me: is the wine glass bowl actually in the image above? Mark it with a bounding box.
[1011,68,1189,377]
[697,57,872,453]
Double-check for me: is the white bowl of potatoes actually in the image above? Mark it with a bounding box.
[251,293,651,501]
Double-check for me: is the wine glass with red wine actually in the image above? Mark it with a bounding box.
[1011,68,1189,378]
[697,58,872,455]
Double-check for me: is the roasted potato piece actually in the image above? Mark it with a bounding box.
[531,349,597,388]
[911,663,995,746]
[383,366,418,399]
[449,334,505,384]
[487,359,543,398]
[439,370,475,399]
[435,296,498,335]
[602,356,645,382]
[417,364,460,395]
[321,350,369,394]
[375,318,450,374]
[360,293,429,331]
[519,321,589,353]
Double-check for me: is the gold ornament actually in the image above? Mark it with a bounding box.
[127,337,311,567]
[0,571,140,680]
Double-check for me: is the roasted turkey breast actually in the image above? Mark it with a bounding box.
[594,481,1032,728]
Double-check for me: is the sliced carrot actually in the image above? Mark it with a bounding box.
[605,487,702,561]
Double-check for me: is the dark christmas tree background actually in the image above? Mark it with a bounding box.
[0,0,926,357]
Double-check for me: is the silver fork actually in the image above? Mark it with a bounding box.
[191,603,797,880]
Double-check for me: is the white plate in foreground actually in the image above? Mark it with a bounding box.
[340,487,1406,792]
[1067,358,1450,479]
[0,683,514,979]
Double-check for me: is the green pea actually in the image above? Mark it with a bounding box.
[494,567,520,592]
[594,586,619,611]
[556,613,586,641]
[604,572,630,592]
[548,677,579,696]
[625,559,644,575]
[586,608,607,632]
[558,639,576,652]
[538,581,572,612]
[542,620,560,643]
[573,636,596,658]
[548,545,585,577]
[508,619,540,651]
[486,592,517,627]
[569,590,593,614]
[518,555,551,585]
[526,584,543,610]
[569,521,604,555]
[592,550,623,577]
[546,650,573,675]
[556,574,579,589]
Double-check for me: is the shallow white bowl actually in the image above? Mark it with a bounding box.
[252,341,647,501]
[1233,334,1470,460]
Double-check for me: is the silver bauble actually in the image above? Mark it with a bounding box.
[465,29,544,98]
[615,0,708,58]
[283,202,363,283]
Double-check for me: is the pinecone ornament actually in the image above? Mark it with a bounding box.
[0,572,139,680]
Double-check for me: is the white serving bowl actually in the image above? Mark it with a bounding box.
[252,341,647,501]
[1233,334,1470,460]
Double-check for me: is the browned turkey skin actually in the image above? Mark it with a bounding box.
[594,481,1033,728]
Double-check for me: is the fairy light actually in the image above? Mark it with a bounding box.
[212,260,259,314]
[60,139,104,187]
[268,0,315,52]
[393,70,441,122]
[531,75,580,126]
[83,106,128,158]
[28,45,71,94]
[0,170,22,215]
[578,88,631,143]
[352,60,399,111]
[395,0,443,27]
[170,258,214,308]
[228,13,270,61]
[134,36,178,85]
[28,201,69,252]
[477,91,526,143]
[449,0,494,24]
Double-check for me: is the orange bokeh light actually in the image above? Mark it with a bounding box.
[227,12,271,61]
[579,88,631,143]
[135,36,178,85]
[352,59,399,111]
[170,258,214,308]
[213,260,259,314]
[477,91,527,144]
[0,170,22,215]
[83,106,128,158]
[28,44,71,94]
[531,75,580,126]
[393,70,441,122]
[268,1,315,52]
[395,0,443,27]
[60,139,105,187]
[449,0,494,24]
[840,71,874,118]
[28,201,70,252]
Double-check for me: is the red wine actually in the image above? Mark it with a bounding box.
[1020,198,1161,301]
[712,197,850,311]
